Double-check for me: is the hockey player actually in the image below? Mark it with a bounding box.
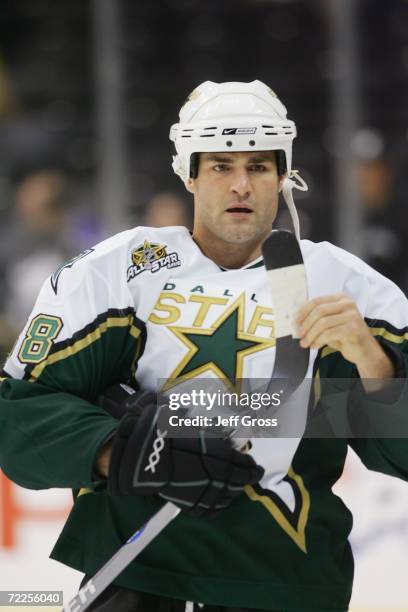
[0,81,407,612]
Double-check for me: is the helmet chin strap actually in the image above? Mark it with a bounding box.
[281,171,308,241]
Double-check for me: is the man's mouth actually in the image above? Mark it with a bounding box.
[225,205,254,214]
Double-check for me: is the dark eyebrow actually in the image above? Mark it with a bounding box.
[203,154,234,163]
[246,155,276,164]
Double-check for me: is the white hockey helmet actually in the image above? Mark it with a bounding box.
[169,80,307,239]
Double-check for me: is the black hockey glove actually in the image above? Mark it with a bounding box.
[102,384,264,516]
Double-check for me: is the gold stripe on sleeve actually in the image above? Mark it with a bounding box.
[30,316,141,380]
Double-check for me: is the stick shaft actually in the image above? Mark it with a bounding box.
[62,502,180,612]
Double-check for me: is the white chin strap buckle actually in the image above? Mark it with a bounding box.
[281,170,308,241]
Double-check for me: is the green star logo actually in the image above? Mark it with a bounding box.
[165,294,275,391]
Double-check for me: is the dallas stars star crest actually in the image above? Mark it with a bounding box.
[165,294,275,391]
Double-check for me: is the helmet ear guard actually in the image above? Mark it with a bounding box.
[169,80,307,239]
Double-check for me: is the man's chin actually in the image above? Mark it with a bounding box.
[219,227,261,244]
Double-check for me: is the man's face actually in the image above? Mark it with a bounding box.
[187,151,282,246]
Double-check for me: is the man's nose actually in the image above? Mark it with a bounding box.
[229,169,251,197]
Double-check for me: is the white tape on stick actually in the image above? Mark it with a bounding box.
[266,263,308,338]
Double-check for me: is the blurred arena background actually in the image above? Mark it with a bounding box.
[0,0,407,609]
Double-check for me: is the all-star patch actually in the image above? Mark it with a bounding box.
[127,240,181,282]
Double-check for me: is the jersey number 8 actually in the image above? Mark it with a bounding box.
[18,314,63,364]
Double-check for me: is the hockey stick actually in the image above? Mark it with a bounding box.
[262,229,309,393]
[62,229,309,612]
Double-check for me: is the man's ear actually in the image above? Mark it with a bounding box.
[185,177,195,194]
